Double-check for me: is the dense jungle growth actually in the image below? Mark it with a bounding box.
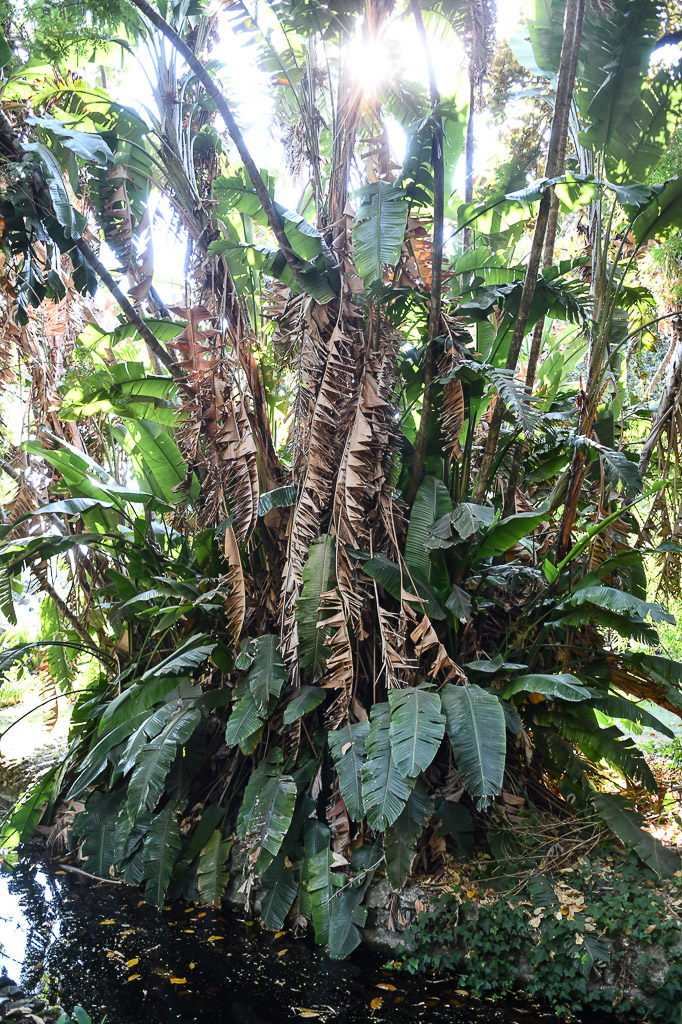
[2,0,682,961]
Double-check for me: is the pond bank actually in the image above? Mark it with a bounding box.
[2,753,682,1021]
[0,860,559,1024]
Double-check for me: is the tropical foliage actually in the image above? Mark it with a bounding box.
[1,0,682,959]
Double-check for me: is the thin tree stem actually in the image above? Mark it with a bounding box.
[74,239,187,385]
[407,0,444,506]
[473,0,586,505]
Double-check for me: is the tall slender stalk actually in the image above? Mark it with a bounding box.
[406,0,445,506]
[472,0,586,505]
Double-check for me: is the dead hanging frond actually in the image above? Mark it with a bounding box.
[98,165,137,272]
[331,329,402,622]
[318,587,355,729]
[280,321,359,671]
[167,305,221,374]
[272,293,334,476]
[177,370,260,539]
[223,524,246,642]
[374,591,415,690]
[409,611,466,684]
[440,345,465,460]
[214,386,260,543]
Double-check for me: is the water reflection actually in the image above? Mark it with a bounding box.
[0,862,558,1024]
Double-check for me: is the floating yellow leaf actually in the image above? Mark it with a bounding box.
[184,929,195,934]
[170,977,187,985]
[127,959,139,968]
[185,908,194,913]
[299,1012,319,1019]
[274,930,286,939]
[137,900,146,907]
[198,912,206,918]
[370,997,383,1010]
[189,963,196,970]
[127,974,141,982]
[376,983,396,991]
[277,949,287,957]
[207,935,224,942]
[99,920,116,925]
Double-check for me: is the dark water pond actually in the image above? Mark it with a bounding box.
[0,861,560,1024]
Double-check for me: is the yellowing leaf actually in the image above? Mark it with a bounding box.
[370,997,383,1010]
[277,949,287,957]
[126,958,139,968]
[207,935,224,942]
[127,974,141,982]
[170,977,187,984]
[466,891,475,899]
[376,983,396,991]
[189,963,196,970]
[274,930,286,939]
[99,920,116,925]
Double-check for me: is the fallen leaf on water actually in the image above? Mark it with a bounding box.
[106,952,117,959]
[120,930,134,937]
[184,929,195,934]
[137,900,146,907]
[274,931,286,939]
[55,870,66,875]
[99,920,116,926]
[127,975,141,982]
[370,997,383,1010]
[127,958,139,968]
[376,983,396,991]
[207,935,224,942]
[189,963,196,970]
[198,912,206,918]
[277,949,287,957]
[170,977,187,985]
[185,908,194,914]
[299,1012,319,1019]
